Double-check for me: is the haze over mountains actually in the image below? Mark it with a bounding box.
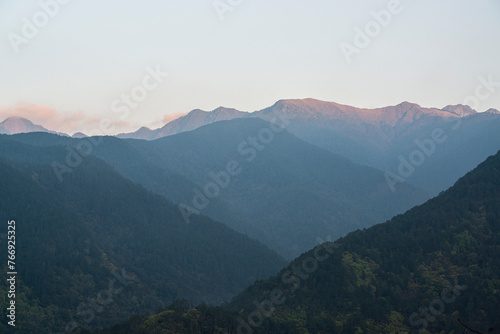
[251,99,500,195]
[210,148,500,333]
[1,98,500,332]
[117,107,247,140]
[122,118,428,258]
[115,99,499,144]
[4,119,428,259]
[3,98,500,197]
[100,148,500,334]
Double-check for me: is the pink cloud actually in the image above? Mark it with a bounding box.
[145,112,187,130]
[0,104,58,123]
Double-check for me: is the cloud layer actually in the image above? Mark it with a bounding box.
[0,104,150,135]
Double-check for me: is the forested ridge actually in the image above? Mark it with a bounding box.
[0,138,286,333]
[96,150,500,333]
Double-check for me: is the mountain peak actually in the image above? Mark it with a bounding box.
[442,104,477,117]
[186,106,243,117]
[485,108,500,114]
[148,106,248,139]
[72,132,88,138]
[213,106,239,112]
[1,116,36,126]
[0,116,51,135]
[273,98,341,109]
[395,101,422,109]
[116,126,154,140]
[264,98,350,118]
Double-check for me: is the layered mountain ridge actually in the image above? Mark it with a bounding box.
[117,107,247,140]
[94,148,500,334]
[116,99,496,140]
[3,98,500,196]
[0,136,286,332]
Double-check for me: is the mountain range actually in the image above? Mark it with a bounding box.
[3,98,500,196]
[251,99,500,195]
[113,99,497,142]
[3,98,500,258]
[1,98,500,332]
[4,119,428,259]
[95,148,500,334]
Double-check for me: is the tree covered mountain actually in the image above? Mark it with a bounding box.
[0,136,286,333]
[96,149,500,333]
[125,117,429,259]
[4,116,429,259]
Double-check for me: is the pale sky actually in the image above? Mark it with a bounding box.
[1,0,499,135]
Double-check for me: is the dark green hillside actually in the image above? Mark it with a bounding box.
[4,132,262,248]
[227,150,500,333]
[0,140,286,333]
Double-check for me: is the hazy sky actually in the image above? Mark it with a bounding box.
[1,0,499,135]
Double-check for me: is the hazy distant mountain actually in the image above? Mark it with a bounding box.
[117,107,248,140]
[0,116,52,134]
[0,116,71,138]
[121,98,464,144]
[71,131,88,138]
[441,104,477,117]
[115,99,500,195]
[126,118,428,258]
[155,107,248,138]
[114,100,500,193]
[485,107,500,114]
[7,98,500,196]
[252,99,460,168]
[394,111,500,195]
[116,126,155,140]
[251,99,500,195]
